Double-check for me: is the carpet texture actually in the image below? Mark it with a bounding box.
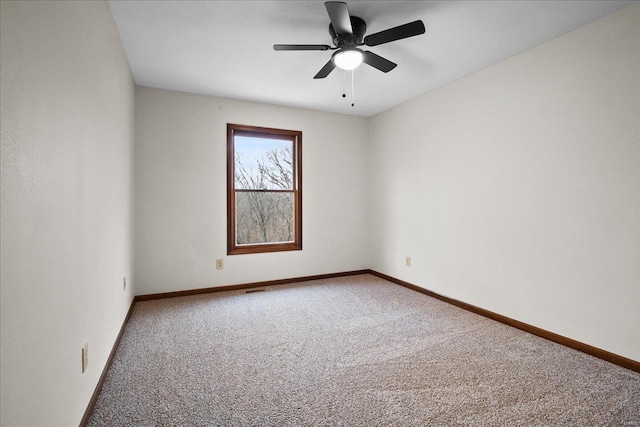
[88,274,640,426]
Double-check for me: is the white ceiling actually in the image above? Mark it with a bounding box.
[108,0,636,117]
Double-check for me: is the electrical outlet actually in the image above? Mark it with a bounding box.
[216,259,224,270]
[82,343,88,373]
[405,256,411,267]
[123,277,127,291]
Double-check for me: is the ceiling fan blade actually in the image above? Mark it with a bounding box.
[364,20,425,47]
[313,59,336,79]
[362,51,397,73]
[325,1,352,35]
[274,44,332,51]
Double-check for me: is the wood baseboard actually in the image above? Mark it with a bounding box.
[79,298,136,427]
[134,269,371,301]
[368,270,640,373]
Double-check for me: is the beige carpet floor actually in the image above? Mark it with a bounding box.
[88,274,640,426]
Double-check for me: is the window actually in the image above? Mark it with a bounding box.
[227,123,302,255]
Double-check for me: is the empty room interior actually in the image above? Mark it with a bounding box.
[1,0,639,426]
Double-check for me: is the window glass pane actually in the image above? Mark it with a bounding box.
[235,191,294,245]
[234,136,293,190]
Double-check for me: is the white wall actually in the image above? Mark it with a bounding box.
[135,87,370,295]
[368,4,640,362]
[0,1,135,425]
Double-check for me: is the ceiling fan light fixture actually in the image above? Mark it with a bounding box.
[274,2,425,79]
[333,48,363,70]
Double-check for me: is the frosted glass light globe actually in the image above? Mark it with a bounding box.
[333,49,363,70]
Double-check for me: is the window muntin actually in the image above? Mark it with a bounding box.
[227,123,302,255]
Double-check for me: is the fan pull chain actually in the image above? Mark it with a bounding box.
[342,70,346,99]
[351,69,355,107]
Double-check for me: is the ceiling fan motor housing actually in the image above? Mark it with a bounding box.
[329,16,366,48]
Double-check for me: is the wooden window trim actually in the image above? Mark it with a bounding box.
[227,123,302,255]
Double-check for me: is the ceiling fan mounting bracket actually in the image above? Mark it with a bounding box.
[330,16,366,48]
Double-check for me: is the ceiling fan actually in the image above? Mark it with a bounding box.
[274,1,426,79]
